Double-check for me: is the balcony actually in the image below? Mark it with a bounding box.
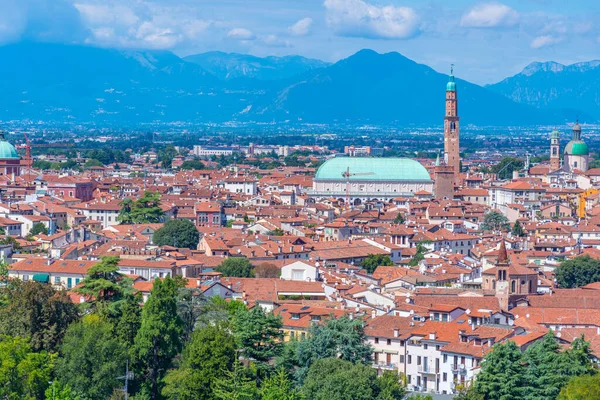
[417,364,438,375]
[374,362,397,370]
[451,364,467,375]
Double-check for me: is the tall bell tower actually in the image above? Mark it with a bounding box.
[550,129,560,171]
[444,65,460,184]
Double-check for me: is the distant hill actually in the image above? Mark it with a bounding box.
[0,43,571,125]
[487,60,600,121]
[246,49,559,126]
[183,51,330,81]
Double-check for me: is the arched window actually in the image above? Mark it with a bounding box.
[511,280,516,293]
[528,280,533,293]
[492,280,496,290]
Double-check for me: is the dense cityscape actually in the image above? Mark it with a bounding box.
[3,1,600,400]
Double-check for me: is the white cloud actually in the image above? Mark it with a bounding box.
[227,28,256,40]
[460,3,519,28]
[262,34,291,47]
[0,0,88,44]
[323,0,420,40]
[530,35,562,49]
[288,17,313,36]
[73,2,213,50]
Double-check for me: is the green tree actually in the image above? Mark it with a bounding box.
[481,211,511,232]
[29,222,49,236]
[177,287,205,343]
[393,213,405,224]
[555,255,600,288]
[55,314,126,400]
[32,160,52,170]
[133,277,185,400]
[267,228,285,236]
[558,373,600,400]
[360,254,393,274]
[44,382,82,400]
[74,256,132,306]
[376,370,406,400]
[118,192,165,224]
[301,358,379,400]
[213,362,258,400]
[0,257,8,285]
[260,368,303,400]
[153,220,200,249]
[0,335,54,400]
[296,315,372,383]
[0,236,21,251]
[408,241,430,267]
[254,263,281,278]
[0,280,78,352]
[512,220,526,237]
[492,157,524,180]
[115,293,143,348]
[160,146,179,169]
[84,159,104,169]
[215,258,254,278]
[474,341,526,400]
[162,324,236,400]
[233,305,283,378]
[179,160,206,170]
[407,395,433,400]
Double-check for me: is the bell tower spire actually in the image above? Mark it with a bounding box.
[444,65,460,184]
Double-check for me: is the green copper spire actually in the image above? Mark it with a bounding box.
[435,153,440,166]
[446,64,456,91]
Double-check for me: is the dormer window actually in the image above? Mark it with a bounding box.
[291,313,300,320]
[311,315,321,322]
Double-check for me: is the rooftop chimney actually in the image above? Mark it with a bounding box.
[393,327,399,338]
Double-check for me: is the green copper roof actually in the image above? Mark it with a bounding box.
[564,140,589,156]
[550,130,560,139]
[0,140,19,159]
[315,157,432,182]
[446,65,456,91]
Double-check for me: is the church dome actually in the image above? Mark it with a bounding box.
[315,157,432,182]
[0,135,19,160]
[564,140,589,156]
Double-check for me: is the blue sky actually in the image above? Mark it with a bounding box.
[1,0,599,83]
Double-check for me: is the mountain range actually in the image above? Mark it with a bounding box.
[486,60,600,121]
[183,52,330,81]
[0,42,592,126]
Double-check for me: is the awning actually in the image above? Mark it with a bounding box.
[32,273,50,283]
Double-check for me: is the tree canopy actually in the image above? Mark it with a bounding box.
[162,324,237,400]
[254,263,281,278]
[73,256,132,307]
[153,219,200,249]
[474,333,594,400]
[29,222,49,237]
[0,280,78,352]
[215,258,255,278]
[555,255,600,288]
[295,315,372,383]
[481,211,510,232]
[134,276,185,399]
[558,373,600,399]
[302,358,404,400]
[118,191,165,224]
[360,254,393,274]
[55,314,126,399]
[512,220,526,237]
[179,159,206,170]
[0,336,54,400]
